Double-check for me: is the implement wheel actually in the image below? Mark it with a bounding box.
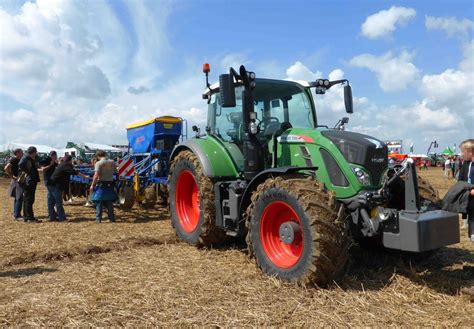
[168,150,225,247]
[142,185,157,208]
[118,183,135,210]
[246,176,349,286]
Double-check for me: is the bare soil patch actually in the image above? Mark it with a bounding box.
[0,167,472,326]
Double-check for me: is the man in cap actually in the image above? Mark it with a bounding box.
[41,150,59,221]
[4,148,24,220]
[18,146,40,222]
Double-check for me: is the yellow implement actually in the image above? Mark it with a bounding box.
[126,116,182,129]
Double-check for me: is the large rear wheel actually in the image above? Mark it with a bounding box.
[168,150,225,247]
[246,176,349,286]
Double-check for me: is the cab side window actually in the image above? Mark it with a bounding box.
[208,87,244,143]
[268,99,285,122]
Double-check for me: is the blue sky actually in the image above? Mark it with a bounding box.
[0,0,472,152]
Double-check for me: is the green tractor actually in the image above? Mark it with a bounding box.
[168,64,459,285]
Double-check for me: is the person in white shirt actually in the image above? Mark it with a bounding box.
[444,158,451,178]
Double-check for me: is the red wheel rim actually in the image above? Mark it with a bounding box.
[260,201,304,268]
[175,170,200,233]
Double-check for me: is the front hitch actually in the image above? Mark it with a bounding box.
[381,161,459,252]
[346,160,460,252]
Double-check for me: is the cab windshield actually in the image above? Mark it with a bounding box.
[208,79,315,142]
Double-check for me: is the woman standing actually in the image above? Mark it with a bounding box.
[5,148,24,220]
[90,150,117,223]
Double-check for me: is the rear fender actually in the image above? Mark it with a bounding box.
[170,138,240,178]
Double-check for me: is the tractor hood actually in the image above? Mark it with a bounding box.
[321,130,388,185]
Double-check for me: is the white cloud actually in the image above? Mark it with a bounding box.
[460,40,474,72]
[285,65,353,116]
[350,101,467,150]
[425,16,474,37]
[0,0,203,147]
[350,50,420,91]
[123,1,172,85]
[219,53,250,72]
[286,61,321,81]
[420,68,474,111]
[4,108,35,122]
[289,67,379,129]
[361,6,416,39]
[377,101,463,130]
[127,86,150,95]
[318,69,347,114]
[328,69,344,81]
[358,39,474,148]
[419,37,474,125]
[290,47,472,151]
[0,0,111,103]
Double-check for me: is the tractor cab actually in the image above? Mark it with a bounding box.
[202,63,356,183]
[207,79,316,140]
[206,79,316,169]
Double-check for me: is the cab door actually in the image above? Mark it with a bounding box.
[207,92,245,172]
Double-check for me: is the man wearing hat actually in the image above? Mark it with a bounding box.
[41,150,59,221]
[4,148,24,220]
[18,146,40,222]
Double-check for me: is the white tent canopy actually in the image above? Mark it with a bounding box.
[56,148,79,157]
[81,142,122,152]
[67,142,122,152]
[0,142,56,154]
[0,142,123,156]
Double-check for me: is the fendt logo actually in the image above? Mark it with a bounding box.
[278,134,315,143]
[371,158,385,163]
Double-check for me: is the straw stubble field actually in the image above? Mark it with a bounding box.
[0,167,473,326]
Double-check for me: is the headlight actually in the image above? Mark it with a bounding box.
[351,165,371,186]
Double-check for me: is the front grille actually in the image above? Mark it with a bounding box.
[320,149,349,187]
[322,130,388,186]
[365,147,388,185]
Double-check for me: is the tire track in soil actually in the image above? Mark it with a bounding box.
[2,235,179,268]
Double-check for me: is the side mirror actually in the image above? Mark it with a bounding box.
[192,125,199,133]
[219,74,236,107]
[342,117,349,124]
[344,84,353,114]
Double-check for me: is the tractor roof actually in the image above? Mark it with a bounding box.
[204,78,310,95]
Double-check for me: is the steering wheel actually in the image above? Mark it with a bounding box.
[258,117,280,131]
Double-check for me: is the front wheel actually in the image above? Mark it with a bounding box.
[246,176,350,286]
